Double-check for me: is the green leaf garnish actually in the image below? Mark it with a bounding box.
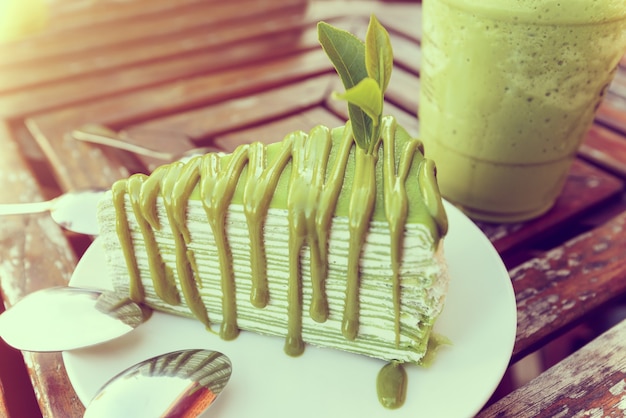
[332,78,383,124]
[366,15,393,94]
[317,22,367,90]
[318,15,393,155]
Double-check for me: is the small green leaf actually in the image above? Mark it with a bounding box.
[333,78,383,124]
[365,15,393,93]
[318,22,367,89]
[318,16,394,155]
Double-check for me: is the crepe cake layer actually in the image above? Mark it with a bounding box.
[96,116,449,364]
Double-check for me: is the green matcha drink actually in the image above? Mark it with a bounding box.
[419,0,626,222]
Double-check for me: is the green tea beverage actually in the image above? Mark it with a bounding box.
[419,0,626,222]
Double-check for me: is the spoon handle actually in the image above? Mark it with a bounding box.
[72,126,174,160]
[0,199,54,215]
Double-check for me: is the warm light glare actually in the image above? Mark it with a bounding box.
[0,0,49,43]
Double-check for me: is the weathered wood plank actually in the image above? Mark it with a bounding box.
[509,209,626,361]
[478,317,626,417]
[128,74,336,143]
[0,24,324,119]
[26,48,335,190]
[0,6,321,94]
[0,0,307,68]
[214,107,346,151]
[0,121,83,417]
[595,66,626,134]
[581,123,626,178]
[477,159,624,261]
[118,74,336,170]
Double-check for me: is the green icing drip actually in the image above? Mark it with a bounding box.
[382,120,412,347]
[128,175,180,306]
[112,180,144,303]
[342,146,377,341]
[200,149,248,340]
[376,361,408,409]
[243,140,292,309]
[110,115,447,355]
[310,125,352,323]
[161,160,213,331]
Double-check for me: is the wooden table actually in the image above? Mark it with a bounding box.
[1,1,626,417]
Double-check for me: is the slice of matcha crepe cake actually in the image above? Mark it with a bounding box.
[96,17,450,367]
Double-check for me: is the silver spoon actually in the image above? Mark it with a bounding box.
[0,188,106,235]
[0,129,216,234]
[84,349,232,418]
[71,123,217,162]
[0,287,151,352]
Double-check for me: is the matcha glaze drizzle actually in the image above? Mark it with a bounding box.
[112,116,447,409]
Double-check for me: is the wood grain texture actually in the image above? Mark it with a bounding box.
[510,209,626,362]
[478,318,626,418]
[0,121,84,417]
[477,159,624,264]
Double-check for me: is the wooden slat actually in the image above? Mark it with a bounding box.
[0,340,42,418]
[214,107,347,151]
[478,317,626,417]
[0,122,84,417]
[390,31,422,75]
[508,209,626,362]
[128,74,336,143]
[386,65,421,115]
[0,384,8,418]
[26,48,335,190]
[477,158,624,262]
[581,123,626,178]
[123,75,336,170]
[0,24,326,119]
[596,92,626,135]
[595,66,626,134]
[0,0,307,68]
[0,5,322,94]
[37,0,214,34]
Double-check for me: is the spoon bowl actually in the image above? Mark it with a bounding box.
[84,349,232,418]
[1,125,216,235]
[0,287,150,352]
[0,188,106,235]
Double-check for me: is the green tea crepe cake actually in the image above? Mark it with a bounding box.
[96,18,449,369]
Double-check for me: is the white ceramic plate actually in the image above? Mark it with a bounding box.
[64,202,516,418]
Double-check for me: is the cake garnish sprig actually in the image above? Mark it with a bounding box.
[318,15,393,155]
[318,15,395,341]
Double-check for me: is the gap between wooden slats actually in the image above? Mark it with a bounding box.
[509,209,626,363]
[121,74,335,145]
[38,0,223,35]
[0,21,331,120]
[214,107,347,152]
[24,50,334,190]
[478,317,626,417]
[118,75,336,171]
[580,123,626,178]
[477,159,624,264]
[0,121,83,417]
[0,5,333,95]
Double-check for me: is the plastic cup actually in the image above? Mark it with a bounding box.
[419,0,626,222]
